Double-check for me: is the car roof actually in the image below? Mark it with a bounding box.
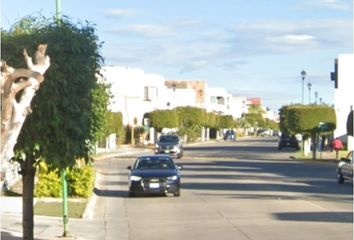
[137,155,173,160]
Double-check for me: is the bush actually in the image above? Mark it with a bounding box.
[67,165,95,198]
[35,161,95,198]
[35,162,62,198]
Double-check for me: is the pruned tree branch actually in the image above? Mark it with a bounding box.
[1,44,51,162]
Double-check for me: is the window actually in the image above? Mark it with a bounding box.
[144,86,158,101]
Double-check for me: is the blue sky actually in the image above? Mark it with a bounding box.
[1,0,353,111]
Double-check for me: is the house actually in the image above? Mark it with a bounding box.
[204,87,233,115]
[331,54,354,150]
[102,66,177,126]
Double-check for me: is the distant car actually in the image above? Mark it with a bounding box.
[155,134,183,158]
[224,130,236,141]
[337,151,353,184]
[278,134,300,150]
[127,155,182,197]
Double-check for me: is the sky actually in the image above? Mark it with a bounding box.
[1,0,353,111]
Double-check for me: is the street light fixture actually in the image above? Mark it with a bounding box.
[301,70,306,105]
[307,82,312,104]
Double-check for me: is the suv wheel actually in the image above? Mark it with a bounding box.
[174,189,181,197]
[337,172,344,184]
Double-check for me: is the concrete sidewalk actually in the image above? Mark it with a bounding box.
[0,146,144,240]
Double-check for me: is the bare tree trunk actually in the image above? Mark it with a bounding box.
[22,157,36,240]
[1,47,50,162]
[1,45,50,240]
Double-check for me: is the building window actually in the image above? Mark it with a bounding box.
[217,96,225,105]
[144,86,157,101]
[211,96,216,103]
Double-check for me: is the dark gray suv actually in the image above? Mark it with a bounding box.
[155,134,183,158]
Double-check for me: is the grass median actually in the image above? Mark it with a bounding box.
[34,198,88,218]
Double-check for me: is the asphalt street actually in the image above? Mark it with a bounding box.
[1,137,353,240]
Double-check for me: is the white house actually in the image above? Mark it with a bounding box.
[333,54,354,150]
[101,66,166,125]
[230,96,248,119]
[204,87,233,116]
[101,66,197,126]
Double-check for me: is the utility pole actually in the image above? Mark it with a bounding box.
[56,0,62,23]
[301,70,306,105]
[307,82,312,105]
[55,0,69,237]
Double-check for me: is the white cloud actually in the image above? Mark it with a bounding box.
[107,24,175,38]
[104,18,352,73]
[103,8,141,18]
[307,0,352,11]
[268,34,317,45]
[230,19,352,53]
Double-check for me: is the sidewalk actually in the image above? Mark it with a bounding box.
[1,145,145,240]
[294,150,344,164]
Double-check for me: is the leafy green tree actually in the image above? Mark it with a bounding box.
[203,111,219,129]
[91,81,112,145]
[176,107,204,142]
[279,105,336,159]
[150,109,179,131]
[219,115,235,129]
[108,112,125,144]
[244,113,264,128]
[2,16,105,239]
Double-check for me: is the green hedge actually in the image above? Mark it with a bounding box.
[35,161,95,198]
[279,105,336,134]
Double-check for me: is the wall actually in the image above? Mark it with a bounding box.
[334,54,354,150]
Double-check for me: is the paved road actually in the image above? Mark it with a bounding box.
[93,137,353,240]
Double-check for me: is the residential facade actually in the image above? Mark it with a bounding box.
[101,65,270,130]
[332,54,354,150]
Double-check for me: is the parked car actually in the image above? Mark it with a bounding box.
[127,155,182,197]
[224,130,236,141]
[155,134,183,158]
[278,134,300,150]
[337,151,353,184]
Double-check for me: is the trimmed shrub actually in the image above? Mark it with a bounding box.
[67,165,95,198]
[35,161,95,198]
[35,162,62,198]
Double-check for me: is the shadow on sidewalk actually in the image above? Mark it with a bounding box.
[93,187,127,198]
[1,231,50,240]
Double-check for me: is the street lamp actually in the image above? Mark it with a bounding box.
[301,70,306,105]
[314,91,318,105]
[307,82,312,104]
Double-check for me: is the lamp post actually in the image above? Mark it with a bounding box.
[307,82,312,104]
[314,91,318,105]
[301,70,306,105]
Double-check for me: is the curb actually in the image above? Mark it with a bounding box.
[82,171,101,220]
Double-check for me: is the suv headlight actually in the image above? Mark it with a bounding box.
[130,176,142,181]
[167,175,178,181]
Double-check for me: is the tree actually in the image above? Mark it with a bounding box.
[2,16,105,239]
[176,106,204,142]
[1,47,50,171]
[279,105,336,159]
[108,112,125,145]
[150,109,179,132]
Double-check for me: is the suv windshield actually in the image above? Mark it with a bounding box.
[159,135,179,143]
[135,157,175,170]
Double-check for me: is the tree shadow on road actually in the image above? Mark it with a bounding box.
[274,211,353,223]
